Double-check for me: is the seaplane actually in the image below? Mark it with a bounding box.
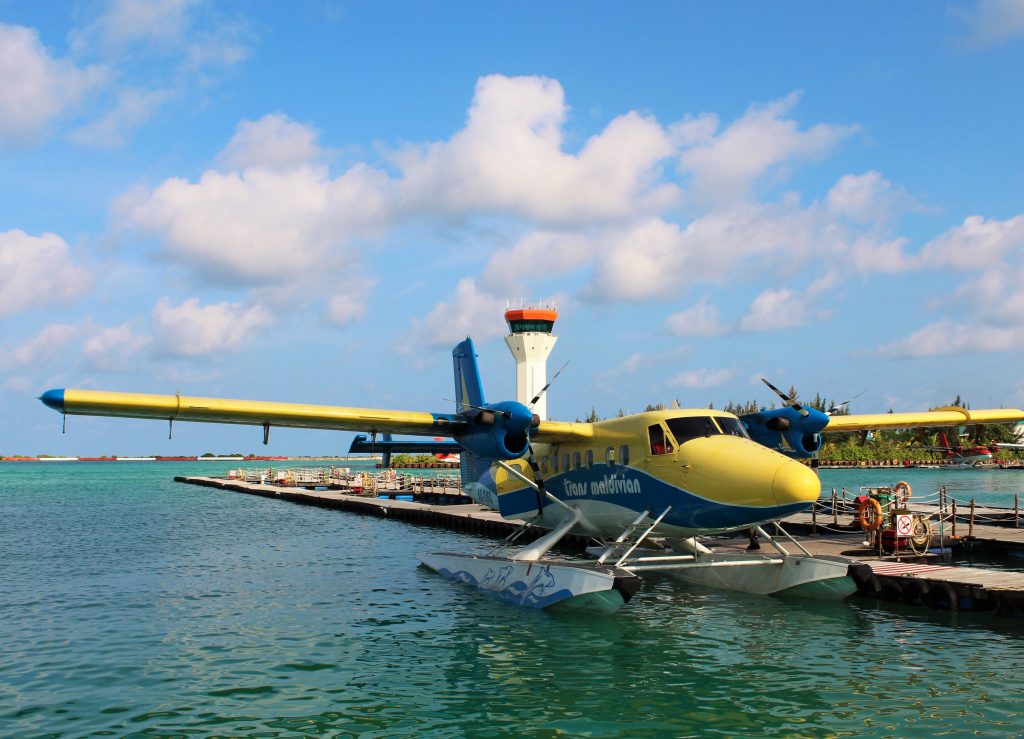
[916,431,1024,468]
[38,337,1024,614]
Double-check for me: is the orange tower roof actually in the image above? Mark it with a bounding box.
[504,308,558,323]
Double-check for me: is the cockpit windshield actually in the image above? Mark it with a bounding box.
[665,416,720,445]
[716,416,750,439]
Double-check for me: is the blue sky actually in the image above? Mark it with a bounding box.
[2,1,1024,456]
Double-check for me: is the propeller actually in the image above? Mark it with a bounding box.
[761,378,810,417]
[523,361,571,516]
[527,360,569,410]
[828,391,865,416]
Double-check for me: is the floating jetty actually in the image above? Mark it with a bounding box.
[175,474,593,549]
[175,471,1024,619]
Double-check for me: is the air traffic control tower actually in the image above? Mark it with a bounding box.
[504,302,558,421]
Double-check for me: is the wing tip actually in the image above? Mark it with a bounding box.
[39,388,65,413]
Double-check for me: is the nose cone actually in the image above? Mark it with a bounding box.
[39,388,65,413]
[771,460,820,505]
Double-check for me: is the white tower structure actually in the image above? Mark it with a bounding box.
[504,302,558,421]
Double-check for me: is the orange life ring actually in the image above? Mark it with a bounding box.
[858,497,884,530]
[894,480,912,499]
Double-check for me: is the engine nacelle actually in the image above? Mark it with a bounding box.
[453,400,536,461]
[740,406,829,458]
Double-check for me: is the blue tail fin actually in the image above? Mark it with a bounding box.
[452,338,485,413]
[452,338,500,509]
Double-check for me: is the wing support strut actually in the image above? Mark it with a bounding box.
[496,460,576,516]
[495,460,592,562]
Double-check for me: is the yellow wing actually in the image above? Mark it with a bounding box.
[43,388,464,436]
[825,406,1024,432]
[40,387,596,442]
[532,419,595,442]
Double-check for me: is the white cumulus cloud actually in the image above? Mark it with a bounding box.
[667,367,735,389]
[217,113,323,172]
[679,92,857,205]
[739,287,825,332]
[402,278,507,350]
[481,231,593,294]
[85,0,200,47]
[118,129,392,285]
[877,320,1024,357]
[0,230,91,317]
[397,74,679,224]
[81,323,152,372]
[664,297,727,337]
[826,171,914,224]
[0,24,104,142]
[958,0,1024,49]
[324,277,377,328]
[586,202,842,302]
[917,214,1024,270]
[11,323,79,367]
[69,87,173,148]
[152,297,274,356]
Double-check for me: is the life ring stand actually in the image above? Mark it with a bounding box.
[858,497,884,530]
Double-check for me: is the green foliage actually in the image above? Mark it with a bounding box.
[391,454,440,466]
[817,423,1024,462]
[724,399,762,415]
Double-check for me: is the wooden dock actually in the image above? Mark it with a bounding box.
[175,475,593,550]
[176,475,1024,618]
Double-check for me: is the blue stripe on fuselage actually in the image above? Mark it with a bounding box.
[490,463,810,531]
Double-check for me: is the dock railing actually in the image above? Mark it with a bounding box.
[807,483,1024,560]
[224,466,464,498]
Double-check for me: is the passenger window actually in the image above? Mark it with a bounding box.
[585,450,594,469]
[562,453,570,471]
[606,447,615,466]
[619,445,630,466]
[552,453,559,472]
[648,425,673,455]
[541,456,549,474]
[573,452,581,470]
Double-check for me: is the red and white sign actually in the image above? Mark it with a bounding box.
[896,514,913,536]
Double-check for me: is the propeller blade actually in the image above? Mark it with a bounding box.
[828,391,865,415]
[529,361,570,409]
[761,378,809,417]
[525,438,547,516]
[444,398,511,420]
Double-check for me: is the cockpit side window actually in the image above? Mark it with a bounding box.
[648,424,673,455]
[665,416,720,445]
[716,416,750,439]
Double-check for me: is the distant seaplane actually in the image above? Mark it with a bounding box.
[918,432,1024,468]
[38,338,1024,613]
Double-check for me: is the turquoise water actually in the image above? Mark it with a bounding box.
[819,466,1024,509]
[3,463,1024,737]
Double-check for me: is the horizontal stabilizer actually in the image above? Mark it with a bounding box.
[348,434,461,455]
